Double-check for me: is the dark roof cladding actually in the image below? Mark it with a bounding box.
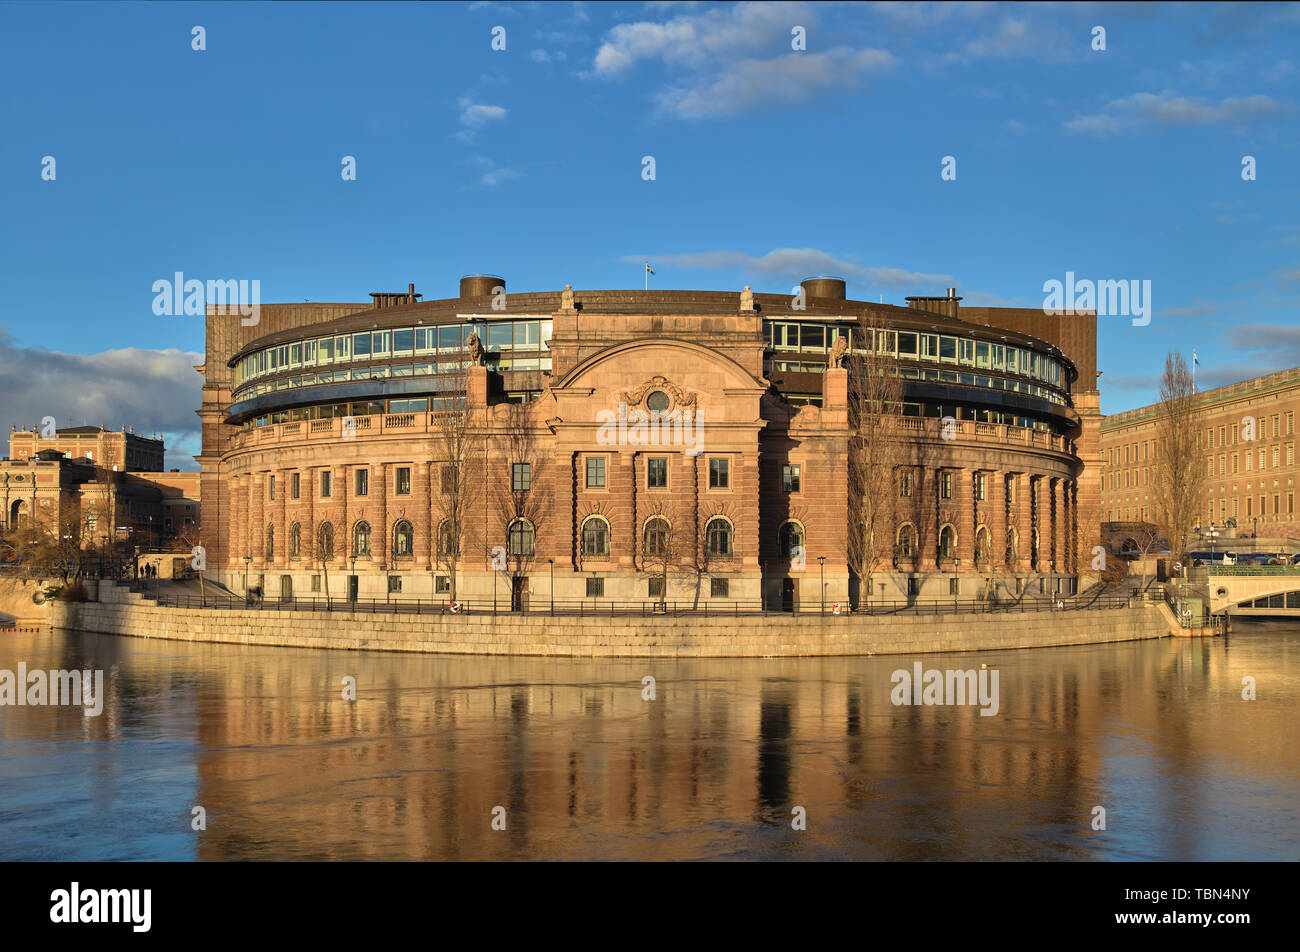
[228,286,1076,375]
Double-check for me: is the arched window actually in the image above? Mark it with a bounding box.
[644,517,669,559]
[353,521,371,558]
[938,525,956,561]
[1031,528,1040,566]
[778,521,804,559]
[289,522,301,559]
[581,516,609,558]
[1005,527,1018,565]
[705,517,732,558]
[318,522,334,560]
[897,523,917,559]
[437,520,457,558]
[508,518,535,557]
[974,526,991,565]
[266,524,275,560]
[392,520,413,557]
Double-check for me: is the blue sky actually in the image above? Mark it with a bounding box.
[1,1,1297,469]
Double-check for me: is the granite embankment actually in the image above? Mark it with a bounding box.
[48,584,1181,658]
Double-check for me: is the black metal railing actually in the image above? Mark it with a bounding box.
[136,590,1137,616]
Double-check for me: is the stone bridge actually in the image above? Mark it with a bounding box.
[1202,566,1300,617]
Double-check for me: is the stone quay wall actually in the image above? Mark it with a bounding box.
[49,586,1178,658]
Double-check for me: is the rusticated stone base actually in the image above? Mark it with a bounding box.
[49,590,1177,658]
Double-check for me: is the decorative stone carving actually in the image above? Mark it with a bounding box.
[560,284,575,310]
[466,332,484,366]
[829,334,848,368]
[621,375,697,409]
[740,285,754,311]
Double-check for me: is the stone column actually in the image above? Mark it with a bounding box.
[914,467,937,572]
[1012,473,1031,573]
[988,470,1005,570]
[415,462,431,570]
[244,474,257,566]
[954,467,974,569]
[278,468,289,568]
[1048,477,1061,574]
[376,462,388,570]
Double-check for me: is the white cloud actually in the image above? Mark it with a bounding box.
[0,327,202,469]
[1065,91,1290,136]
[658,47,895,118]
[621,248,954,290]
[458,98,508,128]
[471,156,520,187]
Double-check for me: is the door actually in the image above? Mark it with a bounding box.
[347,575,359,602]
[280,575,293,601]
[511,577,529,612]
[781,578,797,612]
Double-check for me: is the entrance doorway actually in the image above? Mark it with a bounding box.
[280,575,293,601]
[347,575,359,602]
[511,577,529,612]
[781,578,797,612]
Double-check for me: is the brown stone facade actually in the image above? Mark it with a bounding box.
[201,282,1096,607]
[1101,367,1299,539]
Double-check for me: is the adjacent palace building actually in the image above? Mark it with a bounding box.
[199,276,1100,608]
[1101,367,1299,538]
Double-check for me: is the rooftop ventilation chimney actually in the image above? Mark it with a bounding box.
[905,288,963,318]
[801,276,846,300]
[460,274,504,299]
[369,285,422,309]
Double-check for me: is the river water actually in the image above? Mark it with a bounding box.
[0,622,1296,861]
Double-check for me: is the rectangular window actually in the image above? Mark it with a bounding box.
[782,464,801,493]
[975,472,987,502]
[396,466,411,495]
[435,575,450,594]
[291,473,300,499]
[352,333,371,358]
[311,575,321,592]
[801,324,825,351]
[586,577,604,598]
[648,577,664,598]
[269,475,276,500]
[648,457,667,488]
[512,462,531,492]
[441,466,457,495]
[320,471,332,498]
[940,471,952,500]
[711,578,730,598]
[897,332,918,357]
[709,458,729,489]
[392,328,414,355]
[949,577,960,596]
[487,323,512,351]
[901,471,914,497]
[586,457,606,488]
[437,325,462,352]
[388,575,402,594]
[355,469,368,496]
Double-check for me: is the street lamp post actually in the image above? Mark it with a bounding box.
[818,556,826,615]
[548,558,554,615]
[243,556,251,601]
[1206,523,1220,561]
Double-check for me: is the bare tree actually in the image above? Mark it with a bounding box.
[432,396,481,608]
[640,498,680,611]
[315,522,333,609]
[1152,353,1205,565]
[846,315,905,610]
[491,402,551,611]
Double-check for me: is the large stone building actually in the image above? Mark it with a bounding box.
[199,276,1099,607]
[1,427,199,548]
[1100,367,1299,538]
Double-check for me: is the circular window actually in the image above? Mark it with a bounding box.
[647,391,670,412]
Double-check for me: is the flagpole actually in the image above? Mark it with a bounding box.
[1192,349,1197,393]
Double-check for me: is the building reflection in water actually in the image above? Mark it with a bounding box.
[0,622,1296,861]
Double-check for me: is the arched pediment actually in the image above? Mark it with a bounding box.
[551,338,766,395]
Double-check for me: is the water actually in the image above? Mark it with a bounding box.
[1,622,1296,861]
